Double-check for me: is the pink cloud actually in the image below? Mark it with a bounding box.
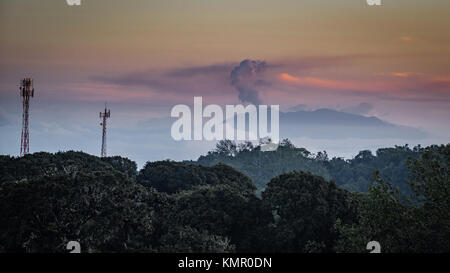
[277,73,390,92]
[424,76,450,92]
[390,72,425,78]
[400,36,413,42]
[391,72,409,78]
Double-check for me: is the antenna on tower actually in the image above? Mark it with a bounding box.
[99,102,111,157]
[19,78,34,157]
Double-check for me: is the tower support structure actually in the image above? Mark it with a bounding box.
[20,78,34,157]
[100,103,110,157]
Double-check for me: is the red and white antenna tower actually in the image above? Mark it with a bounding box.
[99,102,111,157]
[19,78,34,157]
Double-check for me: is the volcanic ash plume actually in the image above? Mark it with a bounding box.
[230,59,267,105]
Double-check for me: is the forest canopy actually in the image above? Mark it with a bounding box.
[0,143,448,253]
[194,139,423,194]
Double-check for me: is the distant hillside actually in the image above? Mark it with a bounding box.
[149,108,428,140]
[282,108,386,126]
[280,109,428,139]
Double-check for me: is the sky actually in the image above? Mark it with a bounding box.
[0,0,449,167]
